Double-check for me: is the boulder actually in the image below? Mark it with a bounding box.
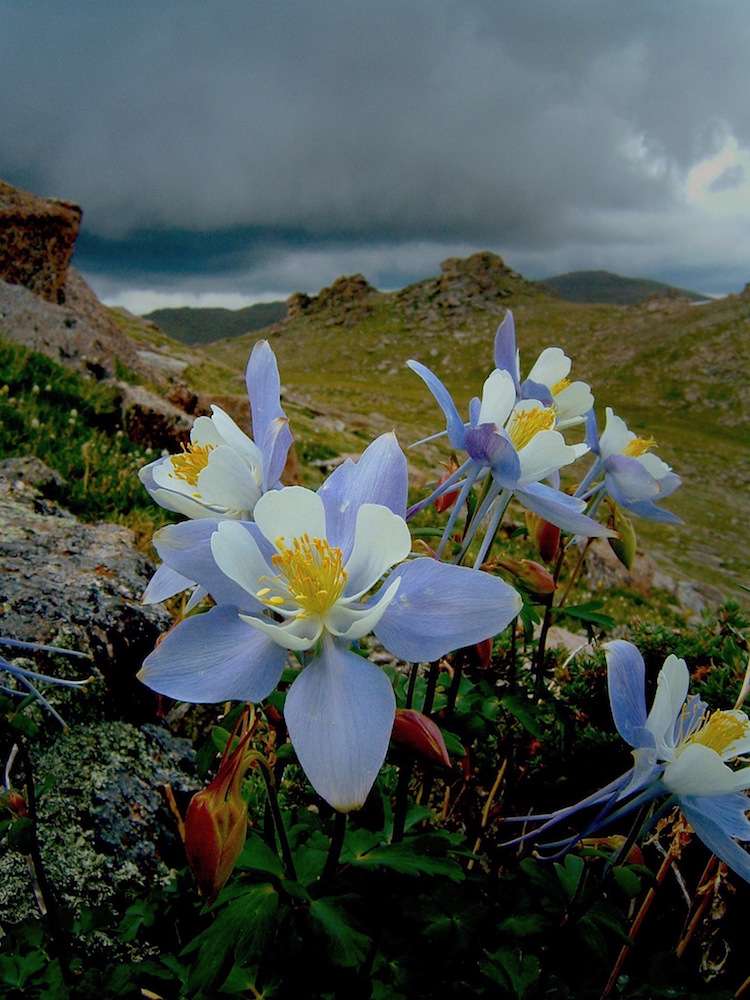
[118,381,193,450]
[582,539,657,594]
[0,179,81,304]
[286,274,376,326]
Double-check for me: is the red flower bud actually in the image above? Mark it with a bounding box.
[434,456,461,513]
[391,709,451,768]
[493,557,556,597]
[473,638,493,669]
[526,512,560,563]
[2,790,28,817]
[184,732,254,899]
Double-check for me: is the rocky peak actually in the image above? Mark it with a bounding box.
[286,273,376,326]
[0,179,81,304]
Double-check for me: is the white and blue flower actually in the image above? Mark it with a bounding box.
[504,640,750,883]
[139,432,522,812]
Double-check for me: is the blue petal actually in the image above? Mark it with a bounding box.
[605,454,661,504]
[406,360,466,449]
[139,605,286,703]
[142,563,196,604]
[373,558,522,663]
[619,497,683,525]
[516,482,613,537]
[245,340,292,488]
[680,800,750,884]
[153,520,265,612]
[469,396,481,425]
[605,640,649,747]
[463,425,521,486]
[493,311,520,390]
[283,638,395,811]
[681,794,750,841]
[520,378,553,406]
[584,409,600,454]
[319,432,408,557]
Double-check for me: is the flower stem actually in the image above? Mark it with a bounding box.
[405,661,418,709]
[507,615,518,692]
[257,760,297,881]
[322,811,347,883]
[533,544,566,699]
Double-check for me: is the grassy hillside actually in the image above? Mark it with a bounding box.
[144,301,286,344]
[539,269,706,304]
[186,263,749,597]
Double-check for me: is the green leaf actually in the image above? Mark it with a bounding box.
[346,836,465,882]
[499,913,546,937]
[482,947,541,999]
[309,897,370,968]
[554,853,584,900]
[559,601,615,630]
[7,817,34,853]
[441,729,466,759]
[236,833,283,879]
[501,694,545,739]
[184,883,280,992]
[612,865,642,898]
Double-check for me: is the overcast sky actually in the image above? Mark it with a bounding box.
[2,0,749,311]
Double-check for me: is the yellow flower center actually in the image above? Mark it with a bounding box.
[551,377,571,396]
[170,442,216,486]
[687,710,749,755]
[257,534,348,617]
[507,406,556,450]
[623,435,656,458]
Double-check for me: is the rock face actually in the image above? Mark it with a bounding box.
[286,273,376,326]
[119,381,193,449]
[0,467,170,719]
[397,251,541,326]
[0,179,82,304]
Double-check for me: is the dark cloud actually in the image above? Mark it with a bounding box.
[2,0,748,302]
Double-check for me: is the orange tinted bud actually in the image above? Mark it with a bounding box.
[392,709,451,768]
[184,733,253,899]
[474,638,493,669]
[2,791,28,817]
[526,512,560,563]
[493,557,556,596]
[580,836,645,867]
[434,456,461,513]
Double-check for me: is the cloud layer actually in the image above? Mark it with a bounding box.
[2,0,749,303]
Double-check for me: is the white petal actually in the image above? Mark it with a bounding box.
[197,446,262,514]
[210,521,274,598]
[343,504,411,598]
[637,452,671,482]
[517,430,587,485]
[554,381,594,423]
[646,654,690,756]
[663,744,750,797]
[210,404,264,471]
[527,346,571,388]
[478,369,517,429]
[190,415,225,447]
[254,486,327,545]
[598,407,634,459]
[326,578,401,640]
[239,612,322,651]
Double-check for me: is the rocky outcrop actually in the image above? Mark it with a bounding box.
[0,179,81,304]
[397,251,541,327]
[286,273,376,326]
[118,381,193,449]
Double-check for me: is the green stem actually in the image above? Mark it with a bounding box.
[533,544,566,699]
[257,760,297,881]
[392,758,412,844]
[422,662,440,716]
[405,662,418,709]
[322,811,347,883]
[507,615,518,692]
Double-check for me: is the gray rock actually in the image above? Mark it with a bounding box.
[118,381,193,450]
[0,455,67,491]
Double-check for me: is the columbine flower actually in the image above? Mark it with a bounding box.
[407,352,611,562]
[0,637,90,726]
[493,311,594,429]
[584,407,681,523]
[139,433,522,812]
[140,339,293,606]
[503,640,750,883]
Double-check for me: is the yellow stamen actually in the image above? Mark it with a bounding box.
[623,435,656,458]
[688,710,749,755]
[551,377,571,395]
[506,406,556,450]
[257,533,347,617]
[170,442,215,486]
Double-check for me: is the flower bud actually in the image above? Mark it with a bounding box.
[526,512,560,563]
[434,456,461,513]
[493,557,556,597]
[391,709,451,768]
[473,638,493,670]
[184,733,254,899]
[606,501,637,570]
[1,790,28,817]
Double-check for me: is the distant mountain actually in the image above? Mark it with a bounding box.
[538,270,706,305]
[144,301,286,345]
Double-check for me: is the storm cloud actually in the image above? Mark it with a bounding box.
[2,0,749,304]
